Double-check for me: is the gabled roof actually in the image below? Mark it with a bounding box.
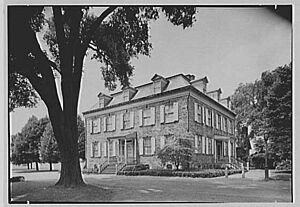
[151,74,168,82]
[207,88,222,94]
[191,76,209,84]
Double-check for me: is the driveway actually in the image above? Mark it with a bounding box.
[10,168,292,203]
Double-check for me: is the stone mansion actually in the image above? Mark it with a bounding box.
[82,73,237,171]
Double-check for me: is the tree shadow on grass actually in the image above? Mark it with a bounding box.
[11,183,113,203]
[13,169,60,174]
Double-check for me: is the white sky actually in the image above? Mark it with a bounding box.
[10,7,291,135]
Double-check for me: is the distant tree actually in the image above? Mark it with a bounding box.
[157,139,193,170]
[40,122,60,171]
[263,63,292,163]
[11,133,31,169]
[20,115,48,171]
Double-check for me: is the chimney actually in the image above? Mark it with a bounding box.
[185,74,195,82]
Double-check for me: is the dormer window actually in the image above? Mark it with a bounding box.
[122,86,137,102]
[153,81,162,94]
[97,92,112,109]
[151,74,169,95]
[123,90,130,102]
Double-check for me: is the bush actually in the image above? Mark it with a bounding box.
[275,160,292,171]
[117,168,242,178]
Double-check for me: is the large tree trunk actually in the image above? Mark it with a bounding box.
[55,120,85,187]
[27,163,30,170]
[49,162,52,171]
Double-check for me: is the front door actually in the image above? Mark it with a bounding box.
[126,140,134,164]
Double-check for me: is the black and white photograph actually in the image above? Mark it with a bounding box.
[5,2,295,205]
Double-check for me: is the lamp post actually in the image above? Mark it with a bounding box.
[264,133,269,181]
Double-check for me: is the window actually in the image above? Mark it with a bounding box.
[92,142,99,157]
[207,109,212,126]
[195,135,203,153]
[213,112,217,128]
[92,118,100,134]
[208,139,212,154]
[106,115,116,131]
[123,91,130,102]
[224,142,228,156]
[144,137,152,155]
[99,99,105,108]
[164,134,174,146]
[153,81,161,94]
[140,107,155,126]
[194,103,202,123]
[123,113,131,129]
[224,117,228,132]
[217,114,221,130]
[165,104,174,123]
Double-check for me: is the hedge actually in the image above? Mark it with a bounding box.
[117,169,243,178]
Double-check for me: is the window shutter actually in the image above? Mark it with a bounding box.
[104,141,107,156]
[211,139,215,154]
[120,113,124,129]
[202,136,205,154]
[173,102,179,121]
[212,110,215,128]
[97,118,101,133]
[150,107,155,125]
[160,136,165,149]
[101,142,105,156]
[206,137,209,154]
[97,142,101,157]
[139,138,143,155]
[160,105,165,124]
[151,137,156,154]
[89,119,93,134]
[194,135,198,153]
[205,108,209,125]
[194,103,199,122]
[90,143,94,157]
[139,110,143,126]
[111,115,116,131]
[129,111,134,128]
[201,106,204,123]
[227,119,230,133]
[86,119,90,134]
[103,117,107,132]
[223,141,226,156]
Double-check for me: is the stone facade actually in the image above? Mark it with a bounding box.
[83,74,237,170]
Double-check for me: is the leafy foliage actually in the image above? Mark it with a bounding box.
[77,116,85,159]
[231,63,292,165]
[9,73,39,112]
[157,139,193,170]
[40,122,60,166]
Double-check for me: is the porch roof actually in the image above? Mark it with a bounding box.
[214,135,230,140]
[107,132,137,140]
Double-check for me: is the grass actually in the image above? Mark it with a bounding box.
[11,182,112,203]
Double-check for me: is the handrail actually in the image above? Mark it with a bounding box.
[99,160,109,174]
[116,163,126,174]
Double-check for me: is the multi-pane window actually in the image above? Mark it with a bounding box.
[194,103,202,123]
[143,137,152,155]
[213,112,217,128]
[224,142,228,156]
[141,107,155,126]
[106,115,116,131]
[195,135,203,153]
[92,142,99,157]
[224,117,228,132]
[207,109,212,126]
[99,99,105,108]
[217,114,221,130]
[92,118,100,134]
[153,81,161,94]
[165,104,174,123]
[208,139,212,154]
[123,91,129,102]
[123,113,131,129]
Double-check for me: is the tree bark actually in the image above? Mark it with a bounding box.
[35,162,39,171]
[49,162,52,171]
[30,162,32,169]
[27,163,30,169]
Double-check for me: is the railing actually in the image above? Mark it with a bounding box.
[116,163,127,174]
[99,160,109,174]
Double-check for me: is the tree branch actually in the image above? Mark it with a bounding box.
[82,6,117,51]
